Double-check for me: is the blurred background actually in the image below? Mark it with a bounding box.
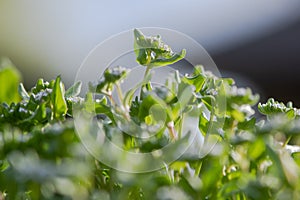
[0,0,300,105]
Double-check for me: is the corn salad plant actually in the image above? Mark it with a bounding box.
[1,30,300,200]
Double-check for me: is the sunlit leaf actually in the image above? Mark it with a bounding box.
[51,76,67,119]
[65,81,82,98]
[0,58,21,104]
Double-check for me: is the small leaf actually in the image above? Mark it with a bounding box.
[258,98,299,119]
[65,81,82,98]
[51,76,67,119]
[182,65,205,92]
[248,137,265,160]
[149,49,186,67]
[123,72,151,106]
[90,66,128,94]
[18,83,30,101]
[36,78,44,91]
[231,110,245,122]
[133,29,186,67]
[201,95,215,111]
[31,103,47,123]
[238,117,256,130]
[0,58,21,104]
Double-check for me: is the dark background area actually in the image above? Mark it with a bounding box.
[213,19,300,106]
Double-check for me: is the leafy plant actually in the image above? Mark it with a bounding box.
[1,30,300,200]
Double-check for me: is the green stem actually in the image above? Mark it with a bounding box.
[207,105,215,135]
[195,160,203,177]
[283,135,292,148]
[115,83,124,105]
[115,83,131,121]
[167,121,177,140]
[140,65,152,99]
[144,65,151,78]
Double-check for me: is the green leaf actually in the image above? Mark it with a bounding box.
[182,65,205,92]
[32,103,48,122]
[133,29,186,67]
[65,81,82,98]
[177,175,197,199]
[138,92,173,124]
[199,113,209,135]
[0,58,21,104]
[18,83,30,101]
[51,76,67,119]
[237,117,256,130]
[231,110,245,122]
[36,78,44,91]
[83,92,113,121]
[123,72,151,107]
[138,94,160,121]
[248,137,265,160]
[90,66,128,94]
[258,98,299,119]
[279,150,300,187]
[149,49,186,67]
[201,95,215,111]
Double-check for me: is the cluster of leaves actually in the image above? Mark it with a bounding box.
[1,30,300,199]
[258,98,300,119]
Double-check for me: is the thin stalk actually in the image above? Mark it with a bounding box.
[144,65,151,79]
[195,160,203,177]
[140,65,152,99]
[115,83,124,105]
[115,83,131,121]
[207,105,215,136]
[108,94,115,106]
[167,121,177,140]
[283,135,292,148]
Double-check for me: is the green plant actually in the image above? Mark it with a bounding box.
[1,30,300,200]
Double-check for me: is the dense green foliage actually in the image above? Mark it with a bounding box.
[1,30,300,199]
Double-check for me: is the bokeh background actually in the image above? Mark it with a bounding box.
[1,0,300,105]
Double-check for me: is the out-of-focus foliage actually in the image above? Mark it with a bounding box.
[0,58,21,104]
[1,30,300,199]
[258,98,300,119]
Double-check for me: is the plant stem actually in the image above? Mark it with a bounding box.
[195,160,202,177]
[108,94,115,106]
[167,121,177,140]
[140,65,152,99]
[115,83,131,121]
[283,135,292,148]
[115,83,124,105]
[144,65,151,79]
